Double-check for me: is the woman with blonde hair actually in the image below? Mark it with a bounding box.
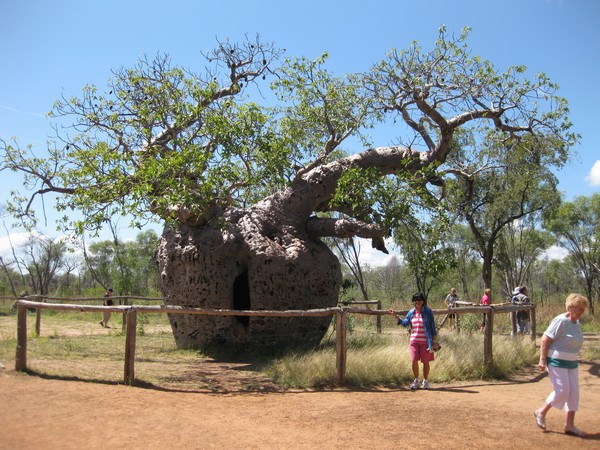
[534,293,589,437]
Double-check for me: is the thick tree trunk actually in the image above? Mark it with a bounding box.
[156,205,341,350]
[482,252,493,291]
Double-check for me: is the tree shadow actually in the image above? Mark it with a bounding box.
[583,360,600,378]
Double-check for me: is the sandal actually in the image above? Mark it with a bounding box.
[564,427,586,437]
[534,410,546,430]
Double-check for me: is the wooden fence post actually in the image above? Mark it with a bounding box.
[336,309,347,385]
[483,309,494,374]
[121,296,130,332]
[34,295,44,337]
[376,300,382,334]
[16,303,28,371]
[510,311,517,336]
[124,309,137,384]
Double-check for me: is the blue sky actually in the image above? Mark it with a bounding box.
[1,0,599,264]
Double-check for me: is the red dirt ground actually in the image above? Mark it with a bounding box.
[1,349,599,449]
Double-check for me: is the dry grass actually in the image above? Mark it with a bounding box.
[266,330,538,388]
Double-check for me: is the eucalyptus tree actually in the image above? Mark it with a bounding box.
[375,255,406,303]
[394,215,455,300]
[0,256,21,297]
[445,223,480,301]
[1,29,577,349]
[82,239,115,292]
[530,257,576,304]
[82,229,159,296]
[544,194,600,313]
[330,237,370,301]
[17,234,66,295]
[444,134,568,291]
[494,217,554,298]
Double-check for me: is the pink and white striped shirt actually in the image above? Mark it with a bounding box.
[410,311,427,345]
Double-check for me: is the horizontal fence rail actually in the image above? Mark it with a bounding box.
[13,299,535,385]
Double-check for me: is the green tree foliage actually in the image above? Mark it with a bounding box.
[1,29,576,246]
[2,37,286,234]
[82,229,159,295]
[444,135,566,289]
[444,223,480,301]
[394,216,455,299]
[494,217,554,298]
[544,194,600,312]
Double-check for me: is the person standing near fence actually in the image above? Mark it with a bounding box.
[99,288,113,328]
[389,292,439,390]
[480,288,491,332]
[512,286,531,334]
[445,288,458,330]
[534,293,589,437]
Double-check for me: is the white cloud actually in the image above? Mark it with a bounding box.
[356,238,403,268]
[541,245,568,261]
[584,160,600,186]
[0,231,34,258]
[0,230,79,259]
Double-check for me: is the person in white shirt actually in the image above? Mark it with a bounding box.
[534,293,589,437]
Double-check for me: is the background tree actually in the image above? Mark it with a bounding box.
[530,257,576,306]
[375,255,406,303]
[1,29,577,349]
[444,135,565,290]
[82,228,159,296]
[16,234,66,296]
[544,194,600,313]
[53,252,79,296]
[494,217,553,298]
[82,239,114,292]
[445,223,480,301]
[394,216,454,299]
[0,255,21,297]
[331,237,370,301]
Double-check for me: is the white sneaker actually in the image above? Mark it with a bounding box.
[421,380,430,389]
[410,378,420,390]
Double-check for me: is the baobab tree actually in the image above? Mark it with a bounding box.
[1,28,576,349]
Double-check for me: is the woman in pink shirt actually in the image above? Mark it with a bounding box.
[390,292,439,390]
[480,288,491,332]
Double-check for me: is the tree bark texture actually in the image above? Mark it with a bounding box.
[157,202,341,349]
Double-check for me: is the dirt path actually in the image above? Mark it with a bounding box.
[1,356,599,449]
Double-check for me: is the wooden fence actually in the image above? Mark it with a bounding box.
[0,295,163,335]
[338,300,382,333]
[13,299,535,385]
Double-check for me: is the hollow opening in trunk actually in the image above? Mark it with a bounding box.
[233,271,250,326]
